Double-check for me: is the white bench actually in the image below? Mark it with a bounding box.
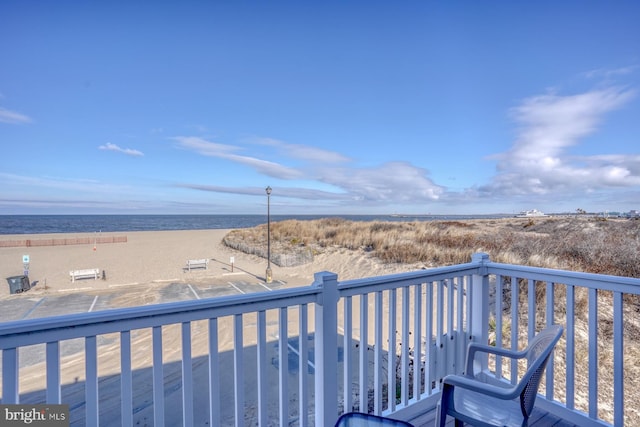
[70,268,100,282]
[186,259,209,271]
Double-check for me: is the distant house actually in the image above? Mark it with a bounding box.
[628,210,640,218]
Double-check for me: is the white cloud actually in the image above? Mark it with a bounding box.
[0,107,32,124]
[583,66,638,80]
[225,154,303,179]
[98,142,144,157]
[485,86,638,196]
[172,136,303,179]
[252,137,350,163]
[172,136,239,155]
[176,184,353,201]
[174,134,443,205]
[321,162,443,203]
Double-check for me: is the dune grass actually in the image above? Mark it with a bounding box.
[224,216,640,277]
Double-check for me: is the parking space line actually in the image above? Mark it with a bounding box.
[257,283,273,291]
[21,298,45,320]
[88,296,99,312]
[187,284,200,300]
[274,333,316,371]
[288,341,316,370]
[109,283,140,288]
[228,282,245,294]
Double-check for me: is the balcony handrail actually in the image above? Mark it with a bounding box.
[486,261,640,294]
[0,286,321,349]
[338,261,482,296]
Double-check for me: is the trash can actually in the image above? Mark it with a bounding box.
[6,275,30,294]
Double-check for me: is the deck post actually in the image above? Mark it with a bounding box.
[469,252,490,375]
[313,271,339,427]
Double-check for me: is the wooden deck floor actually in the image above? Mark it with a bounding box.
[407,406,578,427]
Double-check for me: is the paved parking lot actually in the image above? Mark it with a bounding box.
[0,277,287,323]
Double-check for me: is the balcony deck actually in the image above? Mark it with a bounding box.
[410,406,578,426]
[0,252,637,426]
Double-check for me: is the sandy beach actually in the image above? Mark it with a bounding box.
[0,228,415,299]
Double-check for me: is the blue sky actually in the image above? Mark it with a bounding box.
[1,2,639,215]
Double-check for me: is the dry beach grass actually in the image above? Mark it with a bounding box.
[224,215,640,277]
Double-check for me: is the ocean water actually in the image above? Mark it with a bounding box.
[0,214,511,235]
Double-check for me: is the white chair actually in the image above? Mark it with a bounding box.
[436,324,563,427]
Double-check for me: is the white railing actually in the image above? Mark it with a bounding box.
[1,253,638,426]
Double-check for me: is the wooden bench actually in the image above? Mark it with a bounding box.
[186,259,209,271]
[70,268,100,282]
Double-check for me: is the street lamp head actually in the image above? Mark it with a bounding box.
[265,186,272,195]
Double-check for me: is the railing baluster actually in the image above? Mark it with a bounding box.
[527,279,535,341]
[298,304,309,427]
[181,322,193,427]
[152,326,164,427]
[446,279,454,375]
[257,311,267,427]
[495,274,503,379]
[566,285,575,410]
[121,330,132,427]
[46,341,60,403]
[435,280,444,383]
[85,336,98,427]
[613,291,623,427]
[511,276,518,384]
[234,314,244,427]
[546,281,555,400]
[456,276,465,374]
[464,275,472,367]
[374,291,383,414]
[401,286,410,406]
[2,348,18,404]
[413,284,422,400]
[588,288,598,418]
[344,296,353,412]
[359,293,368,411]
[425,282,433,393]
[279,307,289,425]
[209,318,220,427]
[387,289,397,411]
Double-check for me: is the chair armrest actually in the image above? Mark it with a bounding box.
[466,342,527,375]
[443,373,520,401]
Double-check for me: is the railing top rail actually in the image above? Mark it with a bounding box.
[0,285,320,349]
[486,262,640,294]
[338,262,482,296]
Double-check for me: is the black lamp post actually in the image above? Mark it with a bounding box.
[265,186,272,284]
